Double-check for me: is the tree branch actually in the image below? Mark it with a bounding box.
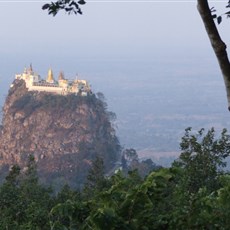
[197,0,230,110]
[42,0,86,16]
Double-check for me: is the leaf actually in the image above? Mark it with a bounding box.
[210,7,216,13]
[65,7,73,12]
[212,14,217,19]
[42,4,50,10]
[49,10,58,16]
[70,1,79,9]
[217,16,222,24]
[78,0,86,5]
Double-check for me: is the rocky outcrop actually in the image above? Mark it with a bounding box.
[0,79,120,188]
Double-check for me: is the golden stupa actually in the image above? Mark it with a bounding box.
[46,68,54,83]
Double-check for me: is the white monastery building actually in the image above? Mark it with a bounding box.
[15,65,91,96]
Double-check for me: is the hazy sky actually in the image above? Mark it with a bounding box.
[0,1,228,64]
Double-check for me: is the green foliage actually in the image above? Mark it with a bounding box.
[55,184,80,203]
[0,166,22,229]
[122,148,161,177]
[168,128,230,229]
[83,170,143,229]
[2,128,230,228]
[0,156,53,229]
[174,127,230,193]
[5,164,21,185]
[83,155,109,198]
[50,199,89,230]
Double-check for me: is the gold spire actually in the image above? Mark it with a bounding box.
[46,68,54,83]
[58,71,65,80]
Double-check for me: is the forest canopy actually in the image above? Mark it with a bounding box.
[1,128,230,229]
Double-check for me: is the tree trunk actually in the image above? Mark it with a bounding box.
[197,0,230,110]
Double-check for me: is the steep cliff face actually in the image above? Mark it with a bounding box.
[0,79,120,187]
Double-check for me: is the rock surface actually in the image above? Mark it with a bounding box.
[0,79,120,188]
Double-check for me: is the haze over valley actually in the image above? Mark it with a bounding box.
[1,55,230,166]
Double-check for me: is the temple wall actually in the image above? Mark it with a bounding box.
[28,85,63,94]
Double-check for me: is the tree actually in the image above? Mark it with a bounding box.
[83,155,108,197]
[197,0,230,110]
[123,148,138,163]
[0,165,22,228]
[0,159,52,229]
[173,127,230,194]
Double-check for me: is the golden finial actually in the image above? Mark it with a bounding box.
[47,68,54,83]
[58,71,65,80]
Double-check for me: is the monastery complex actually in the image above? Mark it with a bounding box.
[15,65,91,96]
